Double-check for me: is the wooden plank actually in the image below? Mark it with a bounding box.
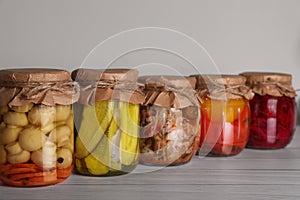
[0,126,299,200]
[1,184,300,200]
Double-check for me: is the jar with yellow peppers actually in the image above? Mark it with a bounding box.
[193,75,254,156]
[139,76,200,166]
[72,68,144,176]
[0,68,79,187]
[240,72,297,149]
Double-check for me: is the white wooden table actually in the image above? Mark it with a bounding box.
[1,126,300,200]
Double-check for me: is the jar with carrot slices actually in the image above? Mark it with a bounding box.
[72,68,144,176]
[193,74,254,156]
[139,76,200,166]
[0,68,79,187]
[240,72,297,149]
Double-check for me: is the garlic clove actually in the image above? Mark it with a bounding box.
[28,105,55,128]
[5,141,22,155]
[19,127,47,152]
[7,150,30,164]
[56,148,72,169]
[3,112,28,127]
[11,103,34,113]
[55,105,71,122]
[0,127,23,145]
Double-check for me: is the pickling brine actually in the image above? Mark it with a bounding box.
[0,68,78,187]
[200,97,250,156]
[72,68,144,176]
[140,105,199,165]
[193,74,253,157]
[240,72,297,149]
[75,100,140,176]
[138,76,200,166]
[247,95,296,148]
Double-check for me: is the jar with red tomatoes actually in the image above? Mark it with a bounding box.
[240,72,297,149]
[193,75,254,156]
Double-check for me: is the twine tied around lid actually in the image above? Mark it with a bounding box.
[197,83,254,102]
[78,80,144,105]
[143,82,199,108]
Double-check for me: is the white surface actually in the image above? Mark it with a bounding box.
[0,126,300,200]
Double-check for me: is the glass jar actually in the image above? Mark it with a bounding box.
[72,68,144,176]
[139,76,200,166]
[194,75,253,156]
[0,68,78,187]
[240,72,297,149]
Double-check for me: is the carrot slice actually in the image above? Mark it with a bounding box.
[28,174,57,183]
[1,163,73,186]
[11,163,38,169]
[1,163,41,174]
[3,167,38,176]
[9,170,56,181]
[0,176,25,187]
[57,165,73,178]
[0,165,13,174]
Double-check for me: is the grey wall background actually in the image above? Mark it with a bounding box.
[1,0,300,173]
[0,0,299,113]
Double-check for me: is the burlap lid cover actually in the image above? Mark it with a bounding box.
[139,75,198,108]
[192,74,254,101]
[72,68,144,105]
[0,68,79,107]
[240,72,296,98]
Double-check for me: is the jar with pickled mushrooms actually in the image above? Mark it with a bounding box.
[0,68,79,187]
[193,74,254,157]
[139,76,200,166]
[240,72,297,149]
[72,68,144,176]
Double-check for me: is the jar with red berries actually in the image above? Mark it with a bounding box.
[240,72,297,149]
